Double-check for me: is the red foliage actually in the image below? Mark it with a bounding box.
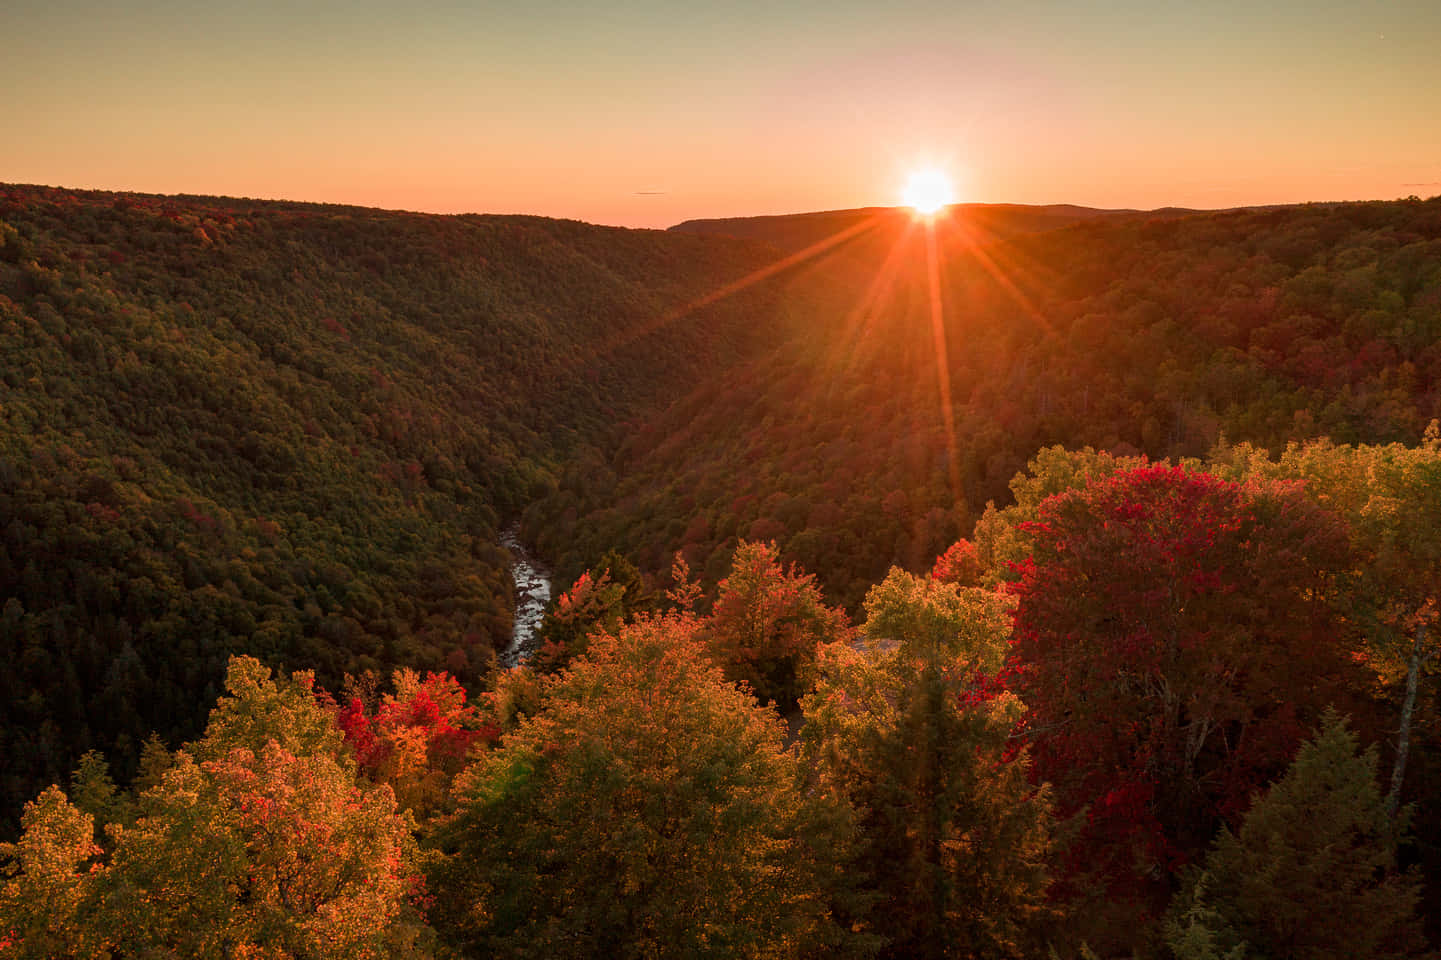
[1007,465,1360,901]
[931,538,983,586]
[320,315,351,341]
[336,672,492,784]
[337,697,384,768]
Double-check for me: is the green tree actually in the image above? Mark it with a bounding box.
[431,612,850,959]
[67,751,135,838]
[1165,713,1431,960]
[801,569,1056,959]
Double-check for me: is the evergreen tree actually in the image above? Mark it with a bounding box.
[802,569,1056,959]
[1165,713,1431,960]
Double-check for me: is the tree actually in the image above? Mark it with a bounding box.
[801,569,1056,959]
[929,538,983,586]
[0,656,433,959]
[67,751,135,838]
[336,667,496,820]
[0,787,99,958]
[1008,465,1362,928]
[1165,713,1431,960]
[531,567,627,674]
[970,445,1153,584]
[92,740,431,959]
[430,612,849,959]
[704,540,850,710]
[1211,432,1441,818]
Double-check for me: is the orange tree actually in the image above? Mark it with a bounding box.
[702,540,850,710]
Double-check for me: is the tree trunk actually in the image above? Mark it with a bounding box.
[1387,622,1426,821]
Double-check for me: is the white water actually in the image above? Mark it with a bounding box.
[499,524,551,667]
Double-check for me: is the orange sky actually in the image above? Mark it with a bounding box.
[4,1,1439,227]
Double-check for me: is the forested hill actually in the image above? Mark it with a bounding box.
[534,196,1441,606]
[0,183,798,827]
[4,184,1441,836]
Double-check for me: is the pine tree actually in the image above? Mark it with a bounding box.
[1166,713,1431,960]
[802,569,1056,959]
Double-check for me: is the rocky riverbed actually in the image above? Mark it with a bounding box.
[499,525,552,667]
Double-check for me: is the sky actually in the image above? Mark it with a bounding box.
[4,0,1440,228]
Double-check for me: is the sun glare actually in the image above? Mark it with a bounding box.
[902,169,955,216]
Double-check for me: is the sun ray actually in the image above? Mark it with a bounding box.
[591,212,888,363]
[822,215,921,382]
[924,218,965,511]
[939,215,1058,338]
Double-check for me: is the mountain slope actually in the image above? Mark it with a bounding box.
[0,183,797,826]
[535,197,1441,607]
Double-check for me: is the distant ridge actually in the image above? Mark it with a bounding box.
[669,202,1212,254]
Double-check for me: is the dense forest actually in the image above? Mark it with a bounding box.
[2,184,1441,957]
[0,183,798,828]
[536,197,1441,607]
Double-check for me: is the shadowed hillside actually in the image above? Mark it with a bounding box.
[5,185,1441,835]
[0,183,800,827]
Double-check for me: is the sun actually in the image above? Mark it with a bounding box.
[902,169,955,216]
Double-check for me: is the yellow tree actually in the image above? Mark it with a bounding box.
[431,612,854,959]
[0,657,434,959]
[0,788,100,958]
[1213,429,1441,816]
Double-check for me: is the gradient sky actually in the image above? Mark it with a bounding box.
[5,0,1439,227]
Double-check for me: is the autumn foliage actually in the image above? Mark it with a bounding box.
[336,670,497,819]
[1008,465,1364,924]
[430,613,847,958]
[0,658,432,959]
[703,540,850,709]
[4,182,1441,955]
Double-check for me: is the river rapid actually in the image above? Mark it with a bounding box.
[499,524,552,667]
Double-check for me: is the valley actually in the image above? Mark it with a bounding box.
[3,183,1441,956]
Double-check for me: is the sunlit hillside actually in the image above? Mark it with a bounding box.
[535,196,1441,606]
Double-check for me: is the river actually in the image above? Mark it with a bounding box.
[499,524,552,667]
